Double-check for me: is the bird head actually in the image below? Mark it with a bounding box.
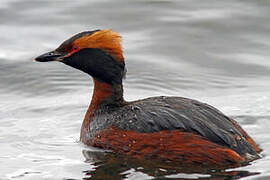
[35,29,126,85]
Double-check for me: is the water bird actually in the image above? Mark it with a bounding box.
[35,29,261,168]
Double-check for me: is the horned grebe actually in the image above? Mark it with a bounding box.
[35,29,261,167]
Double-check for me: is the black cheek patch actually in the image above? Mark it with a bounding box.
[62,48,125,85]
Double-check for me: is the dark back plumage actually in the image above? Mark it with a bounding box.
[89,96,259,160]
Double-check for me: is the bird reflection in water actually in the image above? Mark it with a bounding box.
[81,150,259,180]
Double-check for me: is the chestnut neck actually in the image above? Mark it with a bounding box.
[81,78,124,141]
[89,78,124,112]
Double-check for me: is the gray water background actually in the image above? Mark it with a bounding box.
[1,0,270,179]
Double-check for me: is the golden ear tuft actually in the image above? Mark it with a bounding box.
[73,29,124,62]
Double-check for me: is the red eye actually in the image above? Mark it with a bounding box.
[64,46,80,58]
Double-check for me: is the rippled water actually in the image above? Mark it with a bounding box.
[1,0,270,179]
